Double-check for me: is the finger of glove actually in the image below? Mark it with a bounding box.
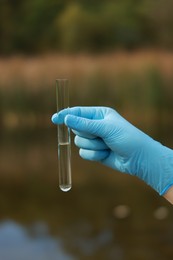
[51,108,71,124]
[52,106,106,125]
[65,114,104,138]
[64,107,105,119]
[51,113,58,124]
[75,135,108,150]
[72,130,96,139]
[51,113,97,139]
[79,148,110,161]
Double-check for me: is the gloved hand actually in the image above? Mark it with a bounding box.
[51,106,173,195]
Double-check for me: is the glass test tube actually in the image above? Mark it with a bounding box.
[56,79,72,192]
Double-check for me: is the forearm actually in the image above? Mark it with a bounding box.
[163,186,173,204]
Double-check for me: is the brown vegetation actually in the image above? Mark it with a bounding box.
[0,50,173,89]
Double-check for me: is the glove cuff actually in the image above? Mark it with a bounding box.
[137,140,173,195]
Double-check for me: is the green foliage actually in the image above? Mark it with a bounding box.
[0,0,173,54]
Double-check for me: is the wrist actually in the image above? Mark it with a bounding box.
[163,185,173,204]
[137,139,173,195]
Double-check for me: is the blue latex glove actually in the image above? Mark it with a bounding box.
[52,106,173,195]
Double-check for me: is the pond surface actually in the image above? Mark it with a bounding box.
[0,127,173,260]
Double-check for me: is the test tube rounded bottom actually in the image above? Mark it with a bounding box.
[58,143,72,192]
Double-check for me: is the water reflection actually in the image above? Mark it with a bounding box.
[153,206,169,220]
[0,128,173,260]
[0,220,74,260]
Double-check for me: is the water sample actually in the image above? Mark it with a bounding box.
[56,79,72,192]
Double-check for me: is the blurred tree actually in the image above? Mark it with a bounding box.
[0,0,65,54]
[0,0,173,54]
[138,0,173,48]
[0,1,14,54]
[14,0,65,53]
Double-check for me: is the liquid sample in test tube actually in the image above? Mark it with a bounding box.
[56,79,72,192]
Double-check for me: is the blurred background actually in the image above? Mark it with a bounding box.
[0,0,173,259]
